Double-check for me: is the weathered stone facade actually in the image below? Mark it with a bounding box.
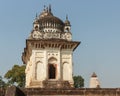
[16,5,120,96]
[22,5,80,88]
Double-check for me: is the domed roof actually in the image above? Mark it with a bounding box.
[35,5,65,32]
[39,15,64,27]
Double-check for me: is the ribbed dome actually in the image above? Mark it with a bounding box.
[35,6,65,32]
[40,16,64,26]
[39,15,64,31]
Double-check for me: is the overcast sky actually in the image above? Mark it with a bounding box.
[0,0,120,88]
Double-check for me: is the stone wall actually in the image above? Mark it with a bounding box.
[5,86,25,96]
[5,86,120,96]
[25,88,120,96]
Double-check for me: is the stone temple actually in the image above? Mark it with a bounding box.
[22,5,80,88]
[4,5,120,96]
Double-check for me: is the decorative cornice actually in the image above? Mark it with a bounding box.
[22,39,80,64]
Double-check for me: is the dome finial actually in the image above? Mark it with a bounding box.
[65,14,71,26]
[44,5,46,11]
[36,13,38,19]
[66,14,68,20]
[49,4,51,13]
[46,7,49,12]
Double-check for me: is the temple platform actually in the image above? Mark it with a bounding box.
[5,86,120,96]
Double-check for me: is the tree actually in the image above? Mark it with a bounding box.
[0,76,6,88]
[4,65,26,87]
[0,76,6,96]
[73,75,84,88]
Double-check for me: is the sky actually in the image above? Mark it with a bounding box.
[0,0,120,88]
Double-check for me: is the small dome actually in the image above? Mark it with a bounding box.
[64,15,71,26]
[91,72,97,77]
[33,19,39,24]
[65,20,70,26]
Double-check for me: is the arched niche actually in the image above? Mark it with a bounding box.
[63,62,70,80]
[35,61,44,80]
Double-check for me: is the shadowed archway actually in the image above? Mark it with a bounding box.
[49,64,56,79]
[48,57,57,79]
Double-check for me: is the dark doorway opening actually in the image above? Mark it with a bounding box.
[49,64,56,79]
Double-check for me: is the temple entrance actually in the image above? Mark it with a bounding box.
[49,64,56,79]
[48,57,57,79]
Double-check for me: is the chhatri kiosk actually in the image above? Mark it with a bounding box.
[22,5,80,88]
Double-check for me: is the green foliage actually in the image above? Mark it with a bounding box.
[4,65,26,87]
[73,75,84,88]
[0,76,6,88]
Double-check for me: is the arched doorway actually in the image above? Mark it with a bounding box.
[48,57,57,79]
[49,64,56,79]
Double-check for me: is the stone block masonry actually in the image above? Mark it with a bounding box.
[4,86,120,96]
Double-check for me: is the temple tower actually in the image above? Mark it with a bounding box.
[22,5,80,88]
[89,72,100,88]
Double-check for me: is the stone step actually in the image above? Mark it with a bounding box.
[29,81,43,88]
[43,80,71,88]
